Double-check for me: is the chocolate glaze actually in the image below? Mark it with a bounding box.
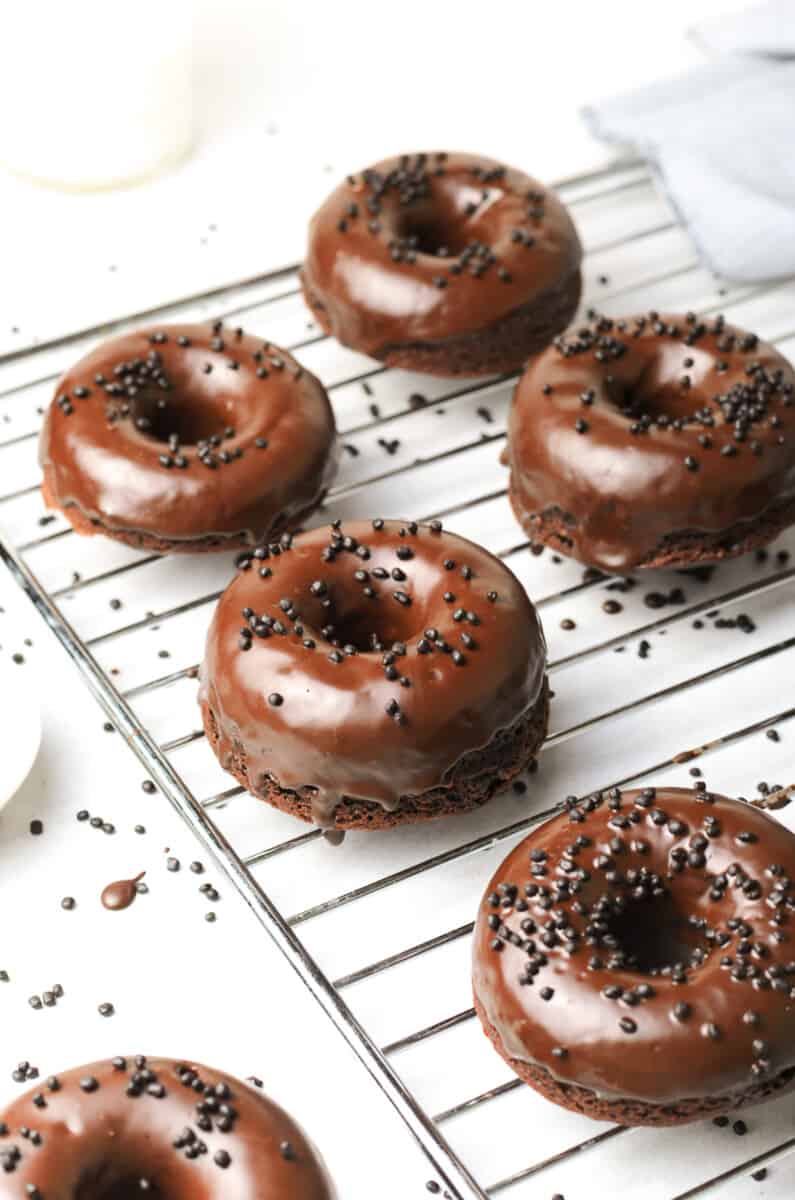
[0,1056,336,1197]
[506,313,795,570]
[39,323,338,548]
[473,787,795,1107]
[199,520,547,827]
[302,152,582,365]
[101,872,145,911]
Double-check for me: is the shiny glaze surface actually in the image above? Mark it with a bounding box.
[40,323,337,545]
[473,787,795,1105]
[199,520,547,826]
[0,1056,336,1198]
[302,152,582,356]
[507,313,795,570]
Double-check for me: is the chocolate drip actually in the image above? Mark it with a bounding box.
[101,872,146,911]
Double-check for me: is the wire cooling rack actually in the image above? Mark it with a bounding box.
[2,160,795,1199]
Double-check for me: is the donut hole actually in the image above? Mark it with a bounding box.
[131,390,235,446]
[76,1173,163,1200]
[610,380,700,424]
[606,893,709,974]
[395,199,470,258]
[302,588,423,652]
[607,350,715,424]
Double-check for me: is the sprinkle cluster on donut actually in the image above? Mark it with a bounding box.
[39,322,338,553]
[199,519,549,829]
[505,311,795,570]
[0,1056,336,1197]
[302,152,582,376]
[472,786,795,1126]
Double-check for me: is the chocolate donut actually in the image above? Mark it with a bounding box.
[40,322,337,553]
[0,1055,336,1196]
[505,312,795,571]
[472,786,795,1126]
[199,519,549,830]
[302,152,582,377]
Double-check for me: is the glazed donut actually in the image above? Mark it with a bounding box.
[40,322,337,553]
[0,1055,336,1196]
[199,519,549,830]
[505,311,795,571]
[472,786,795,1126]
[302,152,582,377]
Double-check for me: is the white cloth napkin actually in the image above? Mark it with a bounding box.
[583,1,795,282]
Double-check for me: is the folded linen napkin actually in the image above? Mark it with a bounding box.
[583,1,795,282]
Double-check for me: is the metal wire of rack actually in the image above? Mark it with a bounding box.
[2,159,795,1199]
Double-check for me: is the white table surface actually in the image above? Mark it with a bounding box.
[0,3,788,1197]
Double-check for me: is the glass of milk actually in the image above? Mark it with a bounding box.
[0,0,193,190]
